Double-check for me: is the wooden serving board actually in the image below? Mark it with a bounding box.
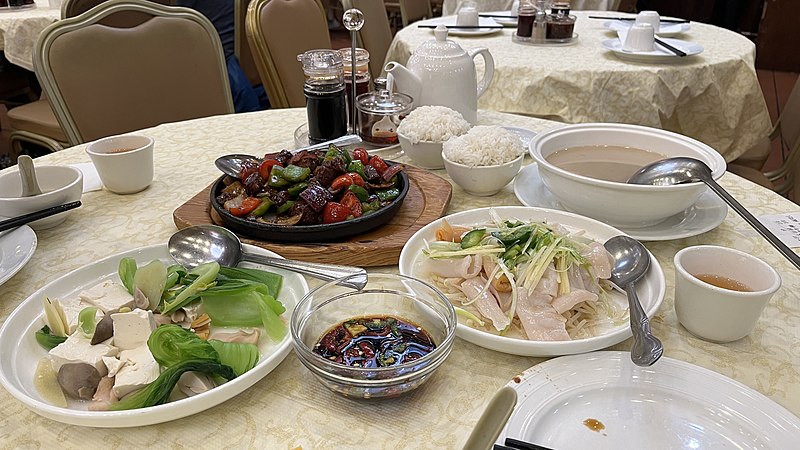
[173,165,452,266]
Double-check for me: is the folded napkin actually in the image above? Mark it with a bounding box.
[69,162,102,193]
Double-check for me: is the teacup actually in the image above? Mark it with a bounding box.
[456,1,479,26]
[673,245,781,343]
[623,23,655,52]
[86,135,154,194]
[635,10,661,33]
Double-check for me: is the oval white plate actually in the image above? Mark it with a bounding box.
[603,37,703,63]
[498,351,800,449]
[0,223,37,287]
[420,16,504,36]
[398,206,665,356]
[604,20,691,37]
[0,243,308,427]
[513,164,728,241]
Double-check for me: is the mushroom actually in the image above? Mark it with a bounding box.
[90,314,114,345]
[208,328,261,345]
[152,313,173,327]
[177,372,216,397]
[57,363,101,400]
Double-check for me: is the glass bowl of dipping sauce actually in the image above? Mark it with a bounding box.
[291,273,456,399]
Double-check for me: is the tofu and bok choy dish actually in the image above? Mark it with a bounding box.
[33,258,285,411]
[419,213,628,341]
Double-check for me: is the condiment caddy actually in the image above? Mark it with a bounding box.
[513,0,578,46]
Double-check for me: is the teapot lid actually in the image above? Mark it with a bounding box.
[413,25,467,59]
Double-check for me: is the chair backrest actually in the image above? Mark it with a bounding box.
[37,0,234,145]
[234,0,260,86]
[399,0,432,26]
[779,77,800,154]
[61,0,173,18]
[246,0,330,108]
[342,0,393,79]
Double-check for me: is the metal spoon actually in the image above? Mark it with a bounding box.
[604,235,663,367]
[18,155,42,196]
[629,157,800,270]
[214,134,363,178]
[168,225,368,290]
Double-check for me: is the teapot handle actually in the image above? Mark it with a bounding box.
[467,47,495,98]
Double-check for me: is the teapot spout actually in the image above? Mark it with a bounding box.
[384,61,422,104]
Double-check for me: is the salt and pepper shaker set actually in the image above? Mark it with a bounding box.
[297,9,411,146]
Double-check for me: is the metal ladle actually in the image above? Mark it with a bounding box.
[168,225,368,290]
[629,157,800,270]
[604,235,663,367]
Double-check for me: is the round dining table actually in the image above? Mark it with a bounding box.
[0,0,59,70]
[0,108,798,447]
[441,0,622,15]
[385,10,772,162]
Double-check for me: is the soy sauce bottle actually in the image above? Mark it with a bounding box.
[297,50,347,144]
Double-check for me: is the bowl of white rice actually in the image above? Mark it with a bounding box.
[442,126,526,196]
[397,106,471,169]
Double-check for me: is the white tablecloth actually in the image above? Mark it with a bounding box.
[442,0,621,15]
[0,0,59,70]
[0,108,798,447]
[386,10,772,161]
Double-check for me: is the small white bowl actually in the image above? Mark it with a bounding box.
[0,165,83,230]
[443,153,524,196]
[530,123,726,228]
[398,132,445,169]
[86,135,154,194]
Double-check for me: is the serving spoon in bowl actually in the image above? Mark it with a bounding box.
[168,225,368,290]
[604,235,663,367]
[629,157,800,270]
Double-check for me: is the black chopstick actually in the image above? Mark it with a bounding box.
[0,201,82,232]
[493,438,556,450]
[417,25,505,29]
[655,37,687,56]
[589,15,689,23]
[479,14,517,19]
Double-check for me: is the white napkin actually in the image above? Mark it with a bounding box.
[69,162,102,193]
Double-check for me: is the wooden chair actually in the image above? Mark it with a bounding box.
[34,0,233,146]
[342,0,394,79]
[399,0,432,26]
[246,0,330,108]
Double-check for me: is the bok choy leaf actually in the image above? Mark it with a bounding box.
[208,340,259,376]
[148,325,218,367]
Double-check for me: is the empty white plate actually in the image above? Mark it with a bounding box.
[0,223,37,287]
[603,37,703,62]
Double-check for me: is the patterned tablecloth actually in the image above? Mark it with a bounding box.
[385,10,771,161]
[0,0,59,71]
[442,0,621,15]
[0,108,798,448]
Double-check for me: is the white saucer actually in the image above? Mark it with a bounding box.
[498,352,800,449]
[502,126,537,151]
[512,164,728,241]
[420,16,504,36]
[0,223,37,287]
[603,37,703,63]
[604,20,691,37]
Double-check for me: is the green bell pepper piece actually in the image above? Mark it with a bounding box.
[276,200,296,215]
[287,182,308,197]
[268,166,289,188]
[347,184,369,201]
[375,188,400,202]
[249,199,273,217]
[282,165,311,182]
[346,160,366,179]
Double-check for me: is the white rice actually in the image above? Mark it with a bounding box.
[442,126,525,167]
[397,106,471,144]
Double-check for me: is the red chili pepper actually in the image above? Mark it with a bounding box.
[323,202,351,224]
[340,191,363,218]
[367,155,389,175]
[229,197,262,216]
[331,173,366,190]
[258,159,282,179]
[352,147,369,165]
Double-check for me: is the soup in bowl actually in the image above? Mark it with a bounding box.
[529,123,726,228]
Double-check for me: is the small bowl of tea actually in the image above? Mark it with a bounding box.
[291,273,456,399]
[673,245,781,343]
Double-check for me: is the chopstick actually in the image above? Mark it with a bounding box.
[494,438,556,450]
[479,14,517,19]
[589,15,689,23]
[417,25,505,29]
[655,37,687,56]
[0,201,82,232]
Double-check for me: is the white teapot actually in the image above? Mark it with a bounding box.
[384,25,494,124]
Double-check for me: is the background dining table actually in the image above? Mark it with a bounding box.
[385,10,772,162]
[441,0,623,15]
[0,108,798,448]
[0,0,59,71]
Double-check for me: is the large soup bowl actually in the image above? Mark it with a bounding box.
[529,123,726,228]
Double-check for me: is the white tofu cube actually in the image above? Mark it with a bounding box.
[113,346,160,398]
[102,356,126,377]
[79,280,134,313]
[49,333,119,376]
[111,309,156,351]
